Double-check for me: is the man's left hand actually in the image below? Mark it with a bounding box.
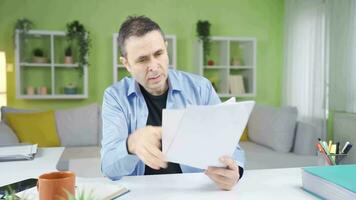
[205,155,240,191]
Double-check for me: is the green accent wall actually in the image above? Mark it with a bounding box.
[0,0,284,109]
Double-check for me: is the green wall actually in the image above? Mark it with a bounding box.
[0,0,284,109]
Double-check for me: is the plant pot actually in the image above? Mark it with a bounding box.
[33,56,47,63]
[64,56,73,64]
[64,83,78,94]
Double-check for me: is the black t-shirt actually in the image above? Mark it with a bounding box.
[140,85,182,175]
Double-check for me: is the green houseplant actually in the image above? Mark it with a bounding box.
[196,20,211,64]
[64,46,73,64]
[32,48,47,63]
[13,18,33,47]
[66,21,90,68]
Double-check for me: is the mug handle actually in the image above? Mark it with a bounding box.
[36,181,40,191]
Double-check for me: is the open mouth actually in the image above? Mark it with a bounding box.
[148,74,161,82]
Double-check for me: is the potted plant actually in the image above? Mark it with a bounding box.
[66,20,90,68]
[32,48,47,63]
[64,46,73,64]
[196,20,211,65]
[13,18,33,47]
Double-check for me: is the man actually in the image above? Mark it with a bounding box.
[101,16,245,190]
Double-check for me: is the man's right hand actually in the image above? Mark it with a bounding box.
[127,126,167,170]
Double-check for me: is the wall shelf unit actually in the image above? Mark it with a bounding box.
[197,36,257,98]
[15,29,88,99]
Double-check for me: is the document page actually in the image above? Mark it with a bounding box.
[162,100,254,169]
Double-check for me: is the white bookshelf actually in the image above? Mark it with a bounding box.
[112,33,177,83]
[15,29,88,99]
[197,36,257,98]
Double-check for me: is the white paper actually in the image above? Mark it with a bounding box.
[162,100,255,169]
[0,144,37,157]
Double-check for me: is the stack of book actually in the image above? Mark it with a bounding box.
[302,165,356,199]
[229,75,245,95]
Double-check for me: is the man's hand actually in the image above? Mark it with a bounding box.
[205,156,240,190]
[127,126,167,170]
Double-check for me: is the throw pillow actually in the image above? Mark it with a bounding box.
[240,127,249,141]
[55,104,100,146]
[5,110,60,147]
[1,106,38,124]
[247,104,298,153]
[0,122,20,145]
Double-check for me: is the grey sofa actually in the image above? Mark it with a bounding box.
[0,103,319,177]
[0,104,103,176]
[242,104,319,169]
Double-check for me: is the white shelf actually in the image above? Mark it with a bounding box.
[54,63,79,68]
[18,94,87,99]
[197,36,257,97]
[218,93,256,98]
[112,33,177,83]
[230,66,254,69]
[204,66,229,69]
[20,63,51,67]
[15,29,89,99]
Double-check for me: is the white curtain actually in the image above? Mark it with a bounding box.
[328,0,356,113]
[283,0,327,139]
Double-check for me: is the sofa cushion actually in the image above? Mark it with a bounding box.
[0,122,19,145]
[1,106,38,124]
[55,104,100,146]
[293,122,318,155]
[5,110,60,147]
[247,104,298,153]
[239,141,317,169]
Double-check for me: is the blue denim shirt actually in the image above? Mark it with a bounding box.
[101,69,245,180]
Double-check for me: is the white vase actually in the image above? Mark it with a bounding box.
[33,56,47,63]
[64,56,73,64]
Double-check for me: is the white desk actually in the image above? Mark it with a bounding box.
[118,168,317,200]
[0,147,64,186]
[0,148,317,199]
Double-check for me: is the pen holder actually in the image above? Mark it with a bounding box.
[317,152,347,166]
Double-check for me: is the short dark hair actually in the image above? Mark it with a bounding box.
[118,15,165,57]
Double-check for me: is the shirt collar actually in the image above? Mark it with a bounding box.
[126,69,182,97]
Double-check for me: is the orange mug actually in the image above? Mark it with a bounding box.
[37,171,76,200]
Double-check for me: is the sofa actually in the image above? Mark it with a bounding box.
[0,103,319,177]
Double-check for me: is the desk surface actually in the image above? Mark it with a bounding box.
[0,148,317,199]
[118,168,316,200]
[0,147,64,186]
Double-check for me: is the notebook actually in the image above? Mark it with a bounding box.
[76,181,129,200]
[0,144,37,162]
[302,164,356,200]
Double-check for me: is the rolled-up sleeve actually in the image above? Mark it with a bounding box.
[100,89,140,180]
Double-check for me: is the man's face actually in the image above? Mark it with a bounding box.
[120,30,169,96]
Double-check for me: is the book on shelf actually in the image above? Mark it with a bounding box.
[0,144,37,162]
[229,75,245,94]
[302,164,356,200]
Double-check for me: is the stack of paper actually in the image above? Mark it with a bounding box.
[162,98,255,169]
[0,144,37,162]
[229,75,245,94]
[302,165,356,200]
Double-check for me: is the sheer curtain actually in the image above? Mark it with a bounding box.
[328,0,356,113]
[283,0,327,139]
